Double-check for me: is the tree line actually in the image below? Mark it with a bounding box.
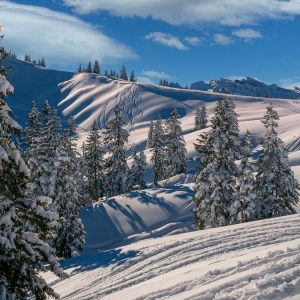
[77,61,137,82]
[24,54,46,67]
[193,98,299,229]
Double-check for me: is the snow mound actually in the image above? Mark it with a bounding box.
[46,213,300,299]
[80,184,195,250]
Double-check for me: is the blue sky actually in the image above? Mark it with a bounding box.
[2,0,300,87]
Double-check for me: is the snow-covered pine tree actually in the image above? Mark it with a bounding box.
[103,106,129,197]
[193,98,240,229]
[147,120,155,148]
[28,101,61,200]
[195,104,208,130]
[150,118,166,185]
[0,36,65,299]
[93,60,100,74]
[130,70,136,82]
[84,121,105,202]
[128,150,147,190]
[52,119,85,258]
[87,61,92,73]
[24,100,41,159]
[164,109,187,178]
[256,104,299,218]
[231,130,256,223]
[119,65,128,80]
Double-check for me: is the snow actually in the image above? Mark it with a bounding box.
[8,59,300,299]
[44,214,300,299]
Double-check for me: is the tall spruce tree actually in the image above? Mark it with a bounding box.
[130,70,136,82]
[119,65,128,80]
[193,98,240,229]
[231,130,256,223]
[52,119,85,258]
[150,119,166,185]
[93,60,100,74]
[195,104,208,130]
[104,106,129,197]
[0,36,64,299]
[84,121,105,202]
[164,109,187,177]
[128,150,147,190]
[147,121,155,148]
[87,61,92,73]
[256,104,299,218]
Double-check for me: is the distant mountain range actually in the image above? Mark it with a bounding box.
[191,77,300,99]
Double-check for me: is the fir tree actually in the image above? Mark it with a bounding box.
[52,118,85,258]
[256,104,299,218]
[103,106,129,197]
[83,121,105,202]
[195,104,208,130]
[24,100,41,159]
[78,64,82,73]
[104,69,108,76]
[0,36,65,299]
[128,150,147,190]
[119,65,128,80]
[164,109,187,177]
[147,121,155,148]
[150,119,166,185]
[24,54,31,62]
[231,130,256,223]
[193,98,240,229]
[40,57,46,67]
[93,60,100,74]
[87,61,92,73]
[130,70,136,82]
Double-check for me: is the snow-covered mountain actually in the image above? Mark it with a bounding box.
[191,77,300,99]
[6,57,300,299]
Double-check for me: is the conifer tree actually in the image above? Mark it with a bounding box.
[83,121,105,202]
[87,61,92,73]
[0,36,65,299]
[24,54,31,62]
[78,64,82,73]
[93,60,100,74]
[164,109,187,177]
[40,57,46,67]
[52,118,85,258]
[128,150,147,190]
[147,121,155,148]
[104,69,108,76]
[193,98,240,229]
[130,70,136,82]
[195,104,208,130]
[256,104,299,218]
[103,106,129,197]
[24,100,41,159]
[150,119,166,185]
[231,130,256,223]
[119,65,128,80]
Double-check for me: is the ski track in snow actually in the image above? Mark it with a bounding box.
[48,214,300,300]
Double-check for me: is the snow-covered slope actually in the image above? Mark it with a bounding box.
[191,77,300,99]
[5,58,73,124]
[45,213,300,299]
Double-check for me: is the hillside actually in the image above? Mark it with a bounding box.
[44,213,300,299]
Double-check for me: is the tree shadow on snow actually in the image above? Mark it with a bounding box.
[60,248,139,274]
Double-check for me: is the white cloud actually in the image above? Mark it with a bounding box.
[233,28,263,41]
[213,33,233,45]
[0,1,137,70]
[145,32,189,51]
[138,70,172,85]
[63,0,300,27]
[140,70,171,80]
[184,36,202,46]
